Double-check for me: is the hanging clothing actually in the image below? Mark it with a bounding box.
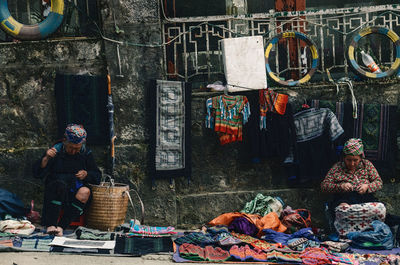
[286,107,344,185]
[259,89,289,129]
[311,100,399,180]
[241,91,296,163]
[205,95,250,145]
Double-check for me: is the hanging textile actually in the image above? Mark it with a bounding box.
[241,91,296,163]
[149,80,191,180]
[55,73,108,145]
[205,95,250,145]
[285,107,344,185]
[259,89,289,129]
[311,100,398,180]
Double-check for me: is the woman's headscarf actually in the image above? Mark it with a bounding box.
[64,124,87,144]
[343,138,364,157]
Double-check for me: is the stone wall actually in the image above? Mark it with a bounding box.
[0,0,399,231]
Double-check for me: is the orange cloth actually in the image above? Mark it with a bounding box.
[208,212,287,236]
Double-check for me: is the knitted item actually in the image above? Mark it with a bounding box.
[205,95,250,145]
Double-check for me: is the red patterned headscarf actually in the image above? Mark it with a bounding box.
[343,138,364,157]
[64,124,87,144]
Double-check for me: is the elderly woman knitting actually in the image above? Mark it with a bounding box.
[321,138,386,236]
[33,124,101,236]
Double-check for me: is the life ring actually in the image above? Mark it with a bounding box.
[0,0,64,40]
[265,31,319,86]
[348,26,400,79]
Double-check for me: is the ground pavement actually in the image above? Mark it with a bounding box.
[0,252,247,265]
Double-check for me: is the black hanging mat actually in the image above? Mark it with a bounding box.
[55,73,108,145]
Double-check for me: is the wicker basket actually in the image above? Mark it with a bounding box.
[86,182,129,231]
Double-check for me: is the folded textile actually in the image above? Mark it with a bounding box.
[262,227,319,245]
[321,241,350,252]
[130,221,177,235]
[21,238,53,251]
[0,220,35,235]
[0,239,13,247]
[230,232,296,253]
[216,232,242,246]
[75,226,115,240]
[174,232,215,247]
[179,243,231,262]
[228,217,258,237]
[115,234,173,255]
[229,244,268,261]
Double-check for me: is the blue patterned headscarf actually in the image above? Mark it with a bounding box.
[64,124,87,144]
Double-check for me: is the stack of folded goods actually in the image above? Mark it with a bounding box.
[114,220,176,255]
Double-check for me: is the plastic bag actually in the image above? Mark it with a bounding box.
[347,220,394,250]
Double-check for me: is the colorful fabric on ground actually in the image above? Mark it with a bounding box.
[259,89,289,129]
[321,159,383,193]
[20,238,53,251]
[0,220,35,235]
[241,193,284,217]
[64,124,87,144]
[343,138,365,157]
[179,243,231,262]
[205,95,250,145]
[129,223,177,235]
[229,244,268,261]
[0,239,13,247]
[334,202,386,236]
[215,232,242,246]
[321,240,350,252]
[208,212,287,237]
[228,217,258,237]
[173,232,215,247]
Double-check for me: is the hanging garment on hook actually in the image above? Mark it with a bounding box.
[205,95,250,145]
[259,89,289,130]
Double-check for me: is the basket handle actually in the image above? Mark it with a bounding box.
[102,174,115,187]
[125,189,145,225]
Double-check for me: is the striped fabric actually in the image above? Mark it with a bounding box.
[205,95,250,145]
[259,89,289,129]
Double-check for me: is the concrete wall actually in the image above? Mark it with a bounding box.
[0,0,399,231]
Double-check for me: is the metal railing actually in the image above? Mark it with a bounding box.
[0,0,100,42]
[162,4,400,86]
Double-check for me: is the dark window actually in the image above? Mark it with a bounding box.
[307,0,398,9]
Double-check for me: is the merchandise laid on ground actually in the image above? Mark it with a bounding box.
[0,220,176,256]
[1,194,400,264]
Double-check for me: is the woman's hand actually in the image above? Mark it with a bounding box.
[41,147,57,168]
[45,147,57,158]
[75,170,88,180]
[340,182,354,192]
[357,184,369,194]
